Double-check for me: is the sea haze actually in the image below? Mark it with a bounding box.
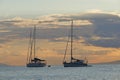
[0,64,120,80]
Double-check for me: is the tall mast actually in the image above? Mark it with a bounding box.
[33,25,36,59]
[27,29,32,63]
[29,28,33,63]
[71,20,73,62]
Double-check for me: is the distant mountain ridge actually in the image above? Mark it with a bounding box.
[0,63,10,67]
[98,60,120,64]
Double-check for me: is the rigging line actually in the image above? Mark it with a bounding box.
[33,25,36,59]
[29,28,34,63]
[71,20,73,62]
[63,20,73,62]
[26,28,32,63]
[63,30,70,62]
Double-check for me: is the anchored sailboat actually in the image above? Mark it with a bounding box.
[26,26,46,67]
[63,20,88,67]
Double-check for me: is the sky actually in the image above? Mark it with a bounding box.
[0,0,120,18]
[0,0,120,66]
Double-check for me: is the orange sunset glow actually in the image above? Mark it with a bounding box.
[0,9,120,66]
[0,36,120,66]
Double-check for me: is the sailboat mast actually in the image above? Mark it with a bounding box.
[71,20,73,62]
[27,29,32,63]
[33,25,36,59]
[29,29,33,63]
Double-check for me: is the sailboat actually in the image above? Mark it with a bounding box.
[26,26,46,67]
[63,20,88,67]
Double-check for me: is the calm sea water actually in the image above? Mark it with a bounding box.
[0,64,120,80]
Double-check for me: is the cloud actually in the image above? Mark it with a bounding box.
[0,11,120,48]
[86,9,104,13]
[1,10,119,28]
[0,11,120,65]
[90,36,116,41]
[0,30,10,32]
[0,17,39,27]
[0,13,93,28]
[86,9,120,17]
